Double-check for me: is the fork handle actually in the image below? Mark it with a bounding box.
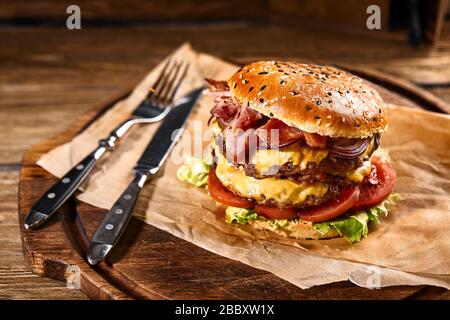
[24,145,108,230]
[87,171,148,265]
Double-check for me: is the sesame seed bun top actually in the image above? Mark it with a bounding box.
[228,61,387,138]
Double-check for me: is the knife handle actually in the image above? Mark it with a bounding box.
[23,145,108,230]
[87,171,148,265]
[23,118,139,230]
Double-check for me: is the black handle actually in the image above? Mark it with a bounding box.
[23,146,106,230]
[87,172,147,265]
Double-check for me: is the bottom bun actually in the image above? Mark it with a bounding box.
[249,219,340,240]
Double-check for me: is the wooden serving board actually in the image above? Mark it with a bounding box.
[18,67,450,300]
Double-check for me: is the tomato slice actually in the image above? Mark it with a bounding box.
[255,205,297,219]
[208,169,254,208]
[351,157,396,210]
[297,187,360,222]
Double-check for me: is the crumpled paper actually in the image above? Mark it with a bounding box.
[37,43,450,289]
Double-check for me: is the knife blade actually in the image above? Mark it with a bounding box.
[87,87,204,265]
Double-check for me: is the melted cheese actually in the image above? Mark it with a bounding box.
[215,160,328,206]
[211,123,328,176]
[250,144,328,175]
[345,160,372,183]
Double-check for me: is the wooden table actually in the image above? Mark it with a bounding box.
[1,20,450,299]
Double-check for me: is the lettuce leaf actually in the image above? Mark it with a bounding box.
[317,211,369,244]
[225,207,258,224]
[313,193,401,243]
[224,193,400,244]
[176,156,212,188]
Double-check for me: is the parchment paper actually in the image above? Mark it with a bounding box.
[38,43,450,289]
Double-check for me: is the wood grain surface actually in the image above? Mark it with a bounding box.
[17,74,450,299]
[2,18,450,299]
[15,63,450,300]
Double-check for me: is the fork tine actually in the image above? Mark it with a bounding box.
[146,58,172,100]
[149,61,179,104]
[164,62,189,105]
[153,61,183,106]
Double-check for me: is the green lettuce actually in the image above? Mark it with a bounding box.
[312,193,401,243]
[225,207,258,224]
[176,156,212,188]
[224,193,400,244]
[267,219,289,228]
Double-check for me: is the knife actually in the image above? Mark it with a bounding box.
[86,87,204,265]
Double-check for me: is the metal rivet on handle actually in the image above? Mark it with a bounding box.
[123,194,132,200]
[105,224,114,230]
[76,164,84,170]
[62,177,70,184]
[115,208,123,215]
[47,193,56,199]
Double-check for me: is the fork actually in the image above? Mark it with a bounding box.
[24,59,189,230]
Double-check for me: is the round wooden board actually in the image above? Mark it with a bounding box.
[18,67,450,300]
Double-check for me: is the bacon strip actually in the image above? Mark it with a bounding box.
[304,132,328,149]
[205,79,229,92]
[231,106,265,131]
[207,79,239,127]
[256,118,303,149]
[207,78,329,152]
[207,79,265,129]
[222,129,256,164]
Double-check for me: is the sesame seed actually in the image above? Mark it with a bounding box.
[258,71,268,75]
[233,83,237,89]
[259,98,264,103]
[315,99,321,106]
[260,85,266,91]
[315,116,321,120]
[269,112,274,117]
[280,80,286,85]
[242,79,249,84]
[249,87,254,92]
[305,105,312,111]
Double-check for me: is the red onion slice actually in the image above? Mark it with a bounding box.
[328,138,371,159]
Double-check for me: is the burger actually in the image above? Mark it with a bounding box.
[178,61,399,243]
